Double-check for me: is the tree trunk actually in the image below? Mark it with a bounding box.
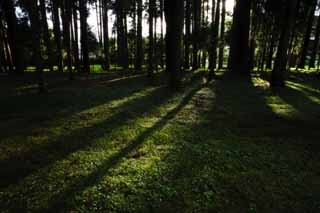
[3,0,23,74]
[192,0,201,70]
[39,0,53,72]
[52,0,63,72]
[72,1,80,73]
[164,0,184,89]
[148,0,155,77]
[218,0,226,69]
[298,1,316,69]
[228,0,251,76]
[209,0,220,78]
[62,0,73,79]
[309,10,320,68]
[79,0,90,73]
[184,0,191,70]
[27,1,45,92]
[160,0,164,69]
[135,0,143,72]
[271,0,298,87]
[102,0,110,70]
[116,0,129,69]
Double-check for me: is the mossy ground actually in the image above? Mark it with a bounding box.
[0,71,319,212]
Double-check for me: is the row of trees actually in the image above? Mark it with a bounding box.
[0,0,320,91]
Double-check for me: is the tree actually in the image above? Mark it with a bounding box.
[298,0,316,69]
[164,0,184,88]
[24,0,45,92]
[102,0,110,70]
[218,0,226,69]
[62,0,73,79]
[3,0,24,74]
[192,0,201,70]
[116,0,129,69]
[309,10,320,69]
[135,0,143,72]
[148,0,155,77]
[184,0,191,70]
[39,0,53,71]
[228,0,251,76]
[271,0,299,87]
[79,0,90,73]
[209,0,220,78]
[52,0,63,72]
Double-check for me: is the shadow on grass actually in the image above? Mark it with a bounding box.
[40,84,204,212]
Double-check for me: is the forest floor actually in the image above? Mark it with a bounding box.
[0,70,319,212]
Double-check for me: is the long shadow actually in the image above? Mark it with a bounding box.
[0,85,168,188]
[0,74,153,140]
[39,84,203,213]
[0,72,204,188]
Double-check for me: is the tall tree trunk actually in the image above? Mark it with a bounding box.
[72,1,80,72]
[298,1,316,69]
[218,0,226,69]
[228,0,251,76]
[271,0,298,87]
[192,0,201,70]
[116,0,129,69]
[309,9,320,69]
[62,0,73,79]
[160,0,164,68]
[135,0,143,72]
[102,0,110,70]
[148,0,155,77]
[3,0,23,74]
[39,0,53,72]
[27,1,45,92]
[184,0,191,70]
[164,0,184,89]
[209,0,220,78]
[298,2,316,69]
[79,0,90,73]
[266,22,277,69]
[52,0,63,72]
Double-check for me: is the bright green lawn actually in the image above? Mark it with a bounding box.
[0,71,319,212]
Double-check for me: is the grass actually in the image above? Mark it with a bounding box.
[0,70,319,212]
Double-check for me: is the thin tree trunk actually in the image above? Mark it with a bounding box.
[39,0,53,72]
[80,0,90,73]
[218,0,226,69]
[52,0,63,72]
[135,0,143,72]
[209,0,220,78]
[73,1,80,73]
[62,0,73,80]
[102,0,110,70]
[160,0,164,69]
[184,0,191,70]
[3,0,23,74]
[148,0,155,77]
[192,0,201,70]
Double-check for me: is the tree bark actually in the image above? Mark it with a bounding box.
[52,0,63,72]
[184,0,191,70]
[192,0,201,70]
[3,0,24,74]
[309,10,320,68]
[135,0,143,72]
[148,0,155,77]
[164,0,184,89]
[218,0,226,69]
[228,0,251,76]
[102,0,110,70]
[271,0,298,87]
[79,0,90,73]
[298,1,316,69]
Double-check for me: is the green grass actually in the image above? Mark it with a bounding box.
[0,71,319,212]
